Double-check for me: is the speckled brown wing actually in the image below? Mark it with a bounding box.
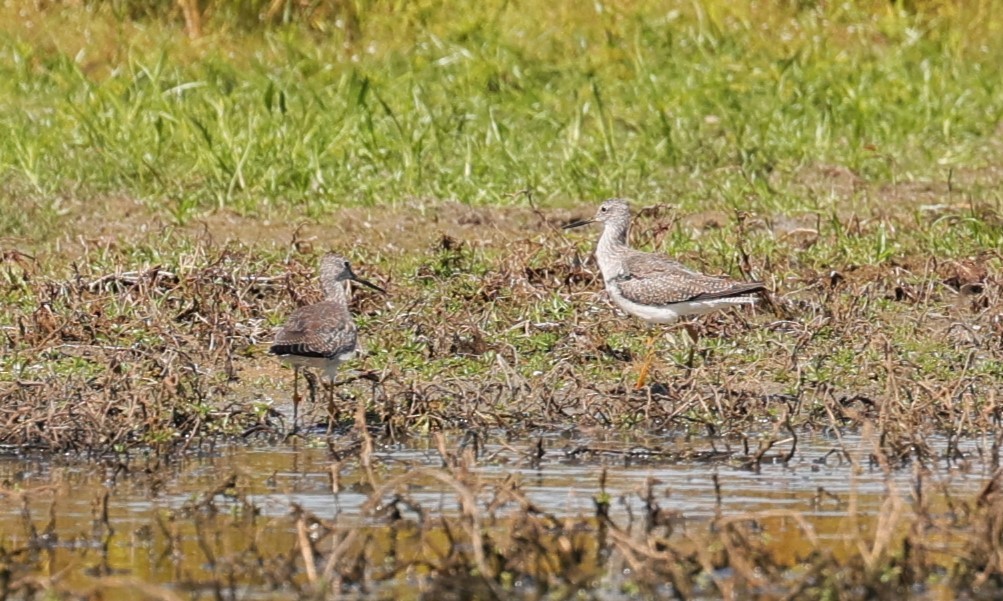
[616,252,765,306]
[269,302,357,359]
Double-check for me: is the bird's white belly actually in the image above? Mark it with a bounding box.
[606,286,757,325]
[278,352,354,380]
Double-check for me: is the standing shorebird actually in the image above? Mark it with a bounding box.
[269,253,385,431]
[564,198,765,387]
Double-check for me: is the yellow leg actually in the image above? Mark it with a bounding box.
[634,333,659,389]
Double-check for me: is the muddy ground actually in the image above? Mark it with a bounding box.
[3,169,1003,599]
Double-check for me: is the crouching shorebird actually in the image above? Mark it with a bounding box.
[563,198,765,388]
[269,253,385,432]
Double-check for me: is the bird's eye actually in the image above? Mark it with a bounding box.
[600,206,608,212]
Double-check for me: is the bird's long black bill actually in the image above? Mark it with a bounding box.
[562,218,594,230]
[351,275,386,294]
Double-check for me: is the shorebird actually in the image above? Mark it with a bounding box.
[564,198,765,387]
[269,253,385,431]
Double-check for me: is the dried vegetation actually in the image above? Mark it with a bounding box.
[6,427,1003,600]
[3,191,1003,456]
[2,186,1003,599]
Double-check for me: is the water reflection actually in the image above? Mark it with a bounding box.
[0,431,994,598]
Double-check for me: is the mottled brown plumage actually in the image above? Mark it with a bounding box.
[270,301,357,364]
[616,253,766,308]
[269,253,384,429]
[565,198,764,324]
[564,198,765,387]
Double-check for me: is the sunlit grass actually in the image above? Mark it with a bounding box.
[1,0,1001,227]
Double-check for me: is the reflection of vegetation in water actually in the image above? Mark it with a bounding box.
[2,436,1002,599]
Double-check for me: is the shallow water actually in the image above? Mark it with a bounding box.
[0,430,995,599]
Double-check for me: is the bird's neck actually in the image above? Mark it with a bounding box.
[322,280,350,306]
[596,220,629,281]
[597,218,621,246]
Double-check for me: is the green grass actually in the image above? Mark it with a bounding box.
[1,0,1002,225]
